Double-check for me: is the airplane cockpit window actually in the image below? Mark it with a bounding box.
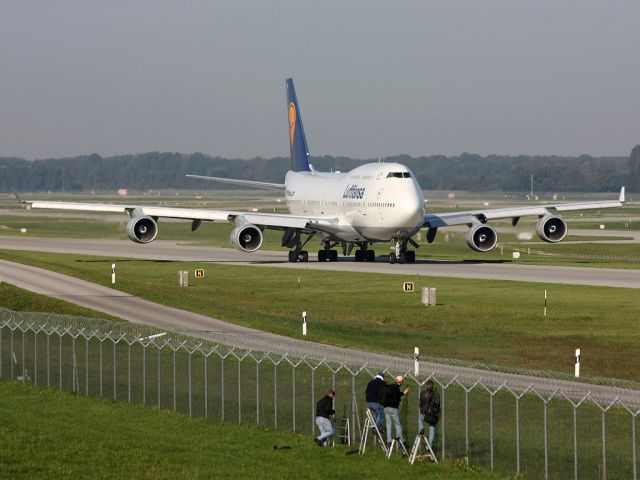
[386,172,412,178]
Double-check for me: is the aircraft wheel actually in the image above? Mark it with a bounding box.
[318,250,327,262]
[288,251,297,262]
[398,252,406,264]
[405,251,415,263]
[355,250,363,262]
[300,251,309,262]
[388,252,397,264]
[329,250,338,262]
[366,250,376,262]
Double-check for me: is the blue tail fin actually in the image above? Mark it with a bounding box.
[286,78,312,172]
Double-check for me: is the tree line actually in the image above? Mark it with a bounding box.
[1,147,639,193]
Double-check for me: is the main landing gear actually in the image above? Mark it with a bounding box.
[318,241,339,262]
[389,236,416,264]
[282,229,315,263]
[354,242,376,262]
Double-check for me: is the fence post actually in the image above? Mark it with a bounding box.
[99,337,103,398]
[85,336,88,396]
[157,346,161,409]
[237,354,242,424]
[128,342,131,403]
[58,333,62,390]
[46,332,50,387]
[592,396,619,480]
[221,355,225,421]
[33,329,38,385]
[273,361,278,428]
[533,389,559,480]
[112,338,117,401]
[0,327,3,379]
[142,339,146,405]
[292,360,296,432]
[481,381,507,472]
[440,376,458,461]
[204,351,208,419]
[311,365,316,434]
[21,329,26,382]
[255,356,260,425]
[562,392,591,480]
[173,348,177,411]
[188,349,192,417]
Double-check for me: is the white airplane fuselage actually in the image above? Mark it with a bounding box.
[285,162,424,242]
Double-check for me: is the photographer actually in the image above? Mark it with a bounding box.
[419,379,440,448]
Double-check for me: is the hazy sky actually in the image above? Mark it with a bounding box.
[1,1,638,159]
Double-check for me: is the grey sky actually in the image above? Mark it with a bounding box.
[1,1,638,160]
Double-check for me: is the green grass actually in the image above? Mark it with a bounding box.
[0,382,507,480]
[0,282,121,321]
[1,250,639,383]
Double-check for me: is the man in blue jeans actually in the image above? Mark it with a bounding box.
[382,375,410,447]
[315,389,336,446]
[365,372,386,431]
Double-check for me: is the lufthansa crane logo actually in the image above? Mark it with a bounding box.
[288,102,296,148]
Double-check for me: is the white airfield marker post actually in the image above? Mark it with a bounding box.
[544,289,547,317]
[302,311,307,336]
[575,348,580,378]
[414,347,420,376]
[111,263,116,284]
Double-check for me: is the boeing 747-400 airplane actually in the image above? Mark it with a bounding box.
[21,79,626,264]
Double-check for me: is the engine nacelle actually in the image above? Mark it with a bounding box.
[230,223,263,252]
[536,215,567,243]
[466,224,498,252]
[127,216,158,244]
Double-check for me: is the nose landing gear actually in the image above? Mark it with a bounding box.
[389,236,416,264]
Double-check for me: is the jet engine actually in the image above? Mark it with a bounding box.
[230,222,263,252]
[466,224,498,252]
[127,216,158,243]
[536,215,567,243]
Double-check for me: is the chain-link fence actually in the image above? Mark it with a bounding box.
[0,309,638,480]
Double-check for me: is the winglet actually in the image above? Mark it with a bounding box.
[620,186,626,203]
[11,188,25,205]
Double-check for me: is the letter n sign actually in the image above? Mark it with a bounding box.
[403,282,414,292]
[195,269,205,278]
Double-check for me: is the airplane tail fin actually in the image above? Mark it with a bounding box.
[286,78,312,172]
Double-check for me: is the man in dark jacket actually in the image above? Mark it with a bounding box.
[315,389,336,446]
[419,379,440,447]
[382,375,409,445]
[365,372,386,430]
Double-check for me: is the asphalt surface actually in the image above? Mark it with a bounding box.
[1,256,639,407]
[1,236,640,288]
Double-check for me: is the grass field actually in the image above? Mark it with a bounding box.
[0,382,509,480]
[2,249,639,384]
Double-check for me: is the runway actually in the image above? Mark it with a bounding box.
[1,257,638,407]
[1,235,639,288]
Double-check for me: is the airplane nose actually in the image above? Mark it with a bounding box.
[397,184,424,226]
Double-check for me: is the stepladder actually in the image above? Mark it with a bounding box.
[332,416,350,446]
[359,408,388,456]
[408,433,438,464]
[386,437,410,459]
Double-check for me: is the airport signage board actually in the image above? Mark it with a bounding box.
[195,269,205,278]
[403,281,414,292]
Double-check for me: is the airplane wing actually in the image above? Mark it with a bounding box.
[185,174,285,191]
[23,200,337,230]
[424,187,626,228]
